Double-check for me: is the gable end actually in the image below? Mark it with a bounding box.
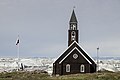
[59,47,92,64]
[54,41,76,63]
[75,42,96,64]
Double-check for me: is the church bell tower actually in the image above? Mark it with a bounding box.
[53,9,96,76]
[68,10,79,46]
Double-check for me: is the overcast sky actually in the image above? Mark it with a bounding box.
[0,0,120,58]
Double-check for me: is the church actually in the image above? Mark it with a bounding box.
[53,10,96,75]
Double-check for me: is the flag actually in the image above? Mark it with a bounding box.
[97,47,99,50]
[16,38,20,45]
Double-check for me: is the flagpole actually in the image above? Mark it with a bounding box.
[97,47,99,72]
[16,35,20,71]
[17,42,19,61]
[18,41,20,71]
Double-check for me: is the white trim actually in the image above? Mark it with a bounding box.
[59,47,92,64]
[73,24,76,30]
[73,53,78,59]
[80,64,85,72]
[54,41,96,64]
[53,41,76,63]
[75,41,96,64]
[66,64,70,72]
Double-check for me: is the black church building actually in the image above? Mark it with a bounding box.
[53,10,96,75]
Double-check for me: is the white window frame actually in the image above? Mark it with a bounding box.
[73,24,76,30]
[66,64,70,72]
[80,64,85,72]
[73,53,78,59]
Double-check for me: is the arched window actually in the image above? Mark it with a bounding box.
[66,64,70,72]
[80,64,85,72]
[73,25,76,30]
[71,31,76,41]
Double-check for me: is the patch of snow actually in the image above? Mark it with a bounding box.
[1,57,120,73]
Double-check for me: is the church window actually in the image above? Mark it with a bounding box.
[72,24,76,30]
[71,24,76,30]
[71,31,76,40]
[80,64,85,72]
[66,64,70,72]
[73,53,78,59]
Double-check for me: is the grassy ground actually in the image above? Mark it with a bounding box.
[0,71,120,80]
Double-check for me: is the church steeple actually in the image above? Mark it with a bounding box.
[69,10,77,23]
[53,8,97,76]
[68,9,79,46]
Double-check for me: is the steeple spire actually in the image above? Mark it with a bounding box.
[69,9,77,23]
[68,9,78,46]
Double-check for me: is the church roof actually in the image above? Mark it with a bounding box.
[69,10,77,23]
[59,47,92,64]
[54,41,96,64]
